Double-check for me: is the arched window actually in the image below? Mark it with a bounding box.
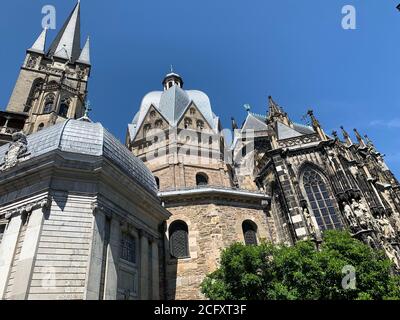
[301,167,342,231]
[169,221,189,259]
[24,78,44,112]
[196,120,204,130]
[196,173,209,186]
[43,94,55,114]
[155,176,160,190]
[58,97,70,118]
[37,123,44,131]
[242,220,258,246]
[184,118,192,129]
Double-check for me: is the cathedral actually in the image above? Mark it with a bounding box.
[0,2,399,300]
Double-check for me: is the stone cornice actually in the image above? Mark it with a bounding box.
[1,194,51,220]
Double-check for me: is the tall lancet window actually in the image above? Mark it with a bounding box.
[301,167,342,231]
[43,94,55,114]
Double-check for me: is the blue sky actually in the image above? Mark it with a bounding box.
[0,0,400,176]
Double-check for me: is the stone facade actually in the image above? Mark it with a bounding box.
[0,120,170,300]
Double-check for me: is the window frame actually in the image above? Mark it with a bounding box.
[169,220,190,259]
[300,166,343,231]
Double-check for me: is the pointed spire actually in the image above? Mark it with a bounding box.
[267,96,290,126]
[77,36,90,65]
[340,126,353,146]
[353,129,367,148]
[307,109,327,141]
[364,134,376,149]
[47,1,81,61]
[307,110,321,128]
[29,28,48,53]
[231,117,238,130]
[268,96,285,118]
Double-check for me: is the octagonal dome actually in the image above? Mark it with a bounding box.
[0,119,158,195]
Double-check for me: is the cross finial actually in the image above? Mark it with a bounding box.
[84,99,92,117]
[170,64,174,73]
[243,104,251,113]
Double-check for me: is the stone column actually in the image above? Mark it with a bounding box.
[139,230,149,300]
[0,214,22,298]
[10,206,45,300]
[151,240,160,300]
[84,205,106,300]
[104,218,120,300]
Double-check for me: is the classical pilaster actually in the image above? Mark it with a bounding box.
[139,230,149,300]
[10,207,45,299]
[0,215,22,298]
[104,218,120,300]
[151,240,160,300]
[84,204,106,300]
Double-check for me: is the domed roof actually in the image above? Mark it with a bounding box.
[0,120,158,195]
[129,86,218,140]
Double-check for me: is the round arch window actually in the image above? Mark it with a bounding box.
[169,220,189,259]
[242,220,258,246]
[196,173,209,186]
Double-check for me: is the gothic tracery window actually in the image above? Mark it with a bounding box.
[58,97,70,118]
[242,220,258,246]
[24,78,44,112]
[169,220,189,259]
[43,94,55,114]
[302,167,342,231]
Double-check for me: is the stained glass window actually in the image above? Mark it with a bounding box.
[169,221,189,259]
[302,167,342,231]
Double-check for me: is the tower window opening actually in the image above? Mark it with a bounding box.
[43,94,55,114]
[197,120,204,130]
[38,123,45,131]
[196,173,209,186]
[155,176,160,190]
[58,97,70,118]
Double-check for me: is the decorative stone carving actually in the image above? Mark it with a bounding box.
[376,214,396,241]
[303,207,315,234]
[382,242,400,269]
[2,132,28,170]
[342,202,357,229]
[351,198,367,229]
[1,195,51,219]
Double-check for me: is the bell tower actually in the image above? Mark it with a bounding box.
[5,1,91,134]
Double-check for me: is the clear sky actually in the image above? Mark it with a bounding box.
[0,0,400,176]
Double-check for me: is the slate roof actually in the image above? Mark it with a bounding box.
[129,85,219,140]
[0,120,158,195]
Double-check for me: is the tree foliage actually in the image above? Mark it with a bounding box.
[200,230,400,300]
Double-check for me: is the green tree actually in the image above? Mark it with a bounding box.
[201,230,400,300]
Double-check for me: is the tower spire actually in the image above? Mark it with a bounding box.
[267,96,289,125]
[353,129,367,149]
[307,109,327,141]
[77,36,90,65]
[47,1,81,61]
[29,28,48,54]
[340,126,353,146]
